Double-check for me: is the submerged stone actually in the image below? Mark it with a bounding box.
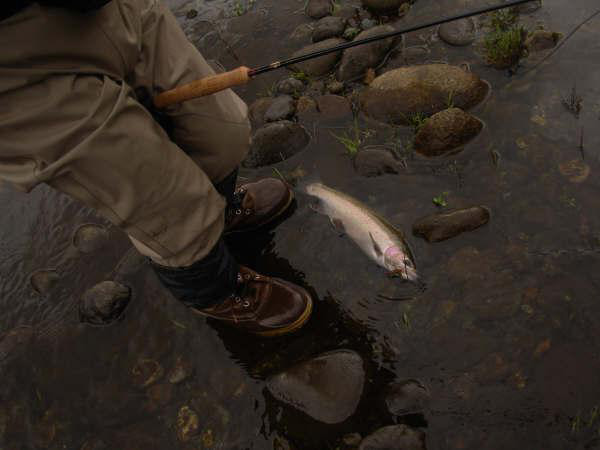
[72,223,109,253]
[315,95,352,119]
[559,159,590,183]
[306,0,333,19]
[359,64,489,125]
[79,281,131,325]
[290,38,345,76]
[176,405,200,442]
[384,379,431,416]
[359,425,426,450]
[337,25,397,82]
[525,30,561,52]
[243,121,310,168]
[413,206,490,242]
[438,17,476,46]
[132,358,164,388]
[30,269,60,295]
[414,108,483,157]
[313,16,346,42]
[361,0,409,14]
[266,349,365,424]
[354,148,403,177]
[168,356,194,384]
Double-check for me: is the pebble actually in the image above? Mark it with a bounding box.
[313,16,346,42]
[79,281,131,326]
[412,206,491,242]
[277,78,305,96]
[264,95,296,122]
[384,379,431,416]
[358,425,426,450]
[306,0,333,19]
[438,17,476,46]
[243,121,310,168]
[72,223,109,253]
[30,269,60,295]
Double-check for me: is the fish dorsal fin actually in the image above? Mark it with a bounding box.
[369,232,383,258]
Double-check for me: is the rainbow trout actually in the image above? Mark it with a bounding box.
[305,183,418,282]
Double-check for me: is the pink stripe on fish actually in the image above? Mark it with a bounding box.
[384,246,403,259]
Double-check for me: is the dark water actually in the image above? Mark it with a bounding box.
[2,0,600,448]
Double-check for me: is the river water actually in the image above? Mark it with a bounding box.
[2,0,600,448]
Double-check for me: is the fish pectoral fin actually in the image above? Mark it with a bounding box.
[369,232,383,258]
[309,199,325,214]
[330,217,346,236]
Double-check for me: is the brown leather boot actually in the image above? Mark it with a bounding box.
[224,178,294,234]
[192,266,313,337]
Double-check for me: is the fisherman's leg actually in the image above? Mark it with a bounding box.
[131,0,294,233]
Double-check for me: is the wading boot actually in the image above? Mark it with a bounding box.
[192,265,313,337]
[224,178,294,234]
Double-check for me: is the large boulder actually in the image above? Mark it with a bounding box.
[290,38,345,77]
[337,25,397,82]
[361,0,410,13]
[244,121,310,168]
[359,64,489,125]
[412,206,491,242]
[359,425,426,450]
[414,108,483,157]
[266,349,365,424]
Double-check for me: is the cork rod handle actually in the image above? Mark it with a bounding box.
[153,66,251,108]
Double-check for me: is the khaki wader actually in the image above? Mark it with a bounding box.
[0,0,251,267]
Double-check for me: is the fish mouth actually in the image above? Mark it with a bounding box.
[389,267,419,282]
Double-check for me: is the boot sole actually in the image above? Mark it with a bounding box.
[223,189,295,235]
[254,295,313,338]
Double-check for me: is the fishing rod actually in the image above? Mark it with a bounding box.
[153,0,536,108]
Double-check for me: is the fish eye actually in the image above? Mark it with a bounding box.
[404,259,413,268]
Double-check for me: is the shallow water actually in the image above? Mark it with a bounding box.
[2,0,600,448]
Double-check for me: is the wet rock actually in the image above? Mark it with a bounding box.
[343,433,363,447]
[168,356,194,384]
[30,269,60,295]
[361,18,377,30]
[79,281,131,325]
[72,223,109,253]
[354,148,403,177]
[244,121,310,168]
[412,206,490,243]
[266,349,365,424]
[414,108,483,157]
[277,78,305,96]
[132,359,164,388]
[297,96,318,114]
[306,0,333,19]
[525,30,561,52]
[359,425,426,450]
[361,0,409,14]
[438,18,476,46]
[290,38,345,76]
[385,379,431,416]
[249,97,274,128]
[264,95,296,122]
[176,405,200,442]
[360,64,489,125]
[337,25,397,82]
[307,80,326,97]
[327,80,345,94]
[0,326,34,364]
[344,26,361,40]
[313,16,346,42]
[291,23,314,42]
[316,95,352,119]
[559,159,590,183]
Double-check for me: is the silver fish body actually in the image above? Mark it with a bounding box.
[305,182,418,281]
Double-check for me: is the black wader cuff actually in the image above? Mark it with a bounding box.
[214,168,238,205]
[150,238,239,309]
